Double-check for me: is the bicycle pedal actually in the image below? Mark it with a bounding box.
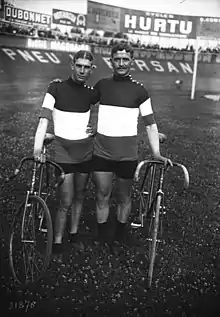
[131,222,142,228]
[39,228,48,233]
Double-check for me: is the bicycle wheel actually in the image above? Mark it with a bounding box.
[147,193,163,289]
[9,194,53,286]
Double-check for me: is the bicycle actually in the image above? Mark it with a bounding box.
[131,159,189,289]
[6,133,65,287]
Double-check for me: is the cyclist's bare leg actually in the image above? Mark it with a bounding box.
[54,173,74,244]
[114,177,135,244]
[116,178,133,223]
[92,171,113,243]
[70,172,89,234]
[93,171,113,223]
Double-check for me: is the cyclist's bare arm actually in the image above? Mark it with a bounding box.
[34,118,48,159]
[33,93,55,159]
[146,123,161,158]
[139,98,172,165]
[146,123,172,165]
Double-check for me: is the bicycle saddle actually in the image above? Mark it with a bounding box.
[43,133,55,146]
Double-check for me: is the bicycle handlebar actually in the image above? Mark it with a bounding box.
[6,156,65,189]
[134,160,189,189]
[47,160,65,188]
[6,156,34,181]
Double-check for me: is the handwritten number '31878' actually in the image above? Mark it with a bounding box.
[9,301,36,312]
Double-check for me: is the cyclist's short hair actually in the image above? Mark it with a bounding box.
[111,42,134,58]
[73,50,94,63]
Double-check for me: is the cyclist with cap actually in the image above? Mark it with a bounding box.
[33,50,99,255]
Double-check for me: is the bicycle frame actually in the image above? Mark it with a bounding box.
[7,134,65,286]
[22,146,51,235]
[132,160,189,228]
[139,163,156,215]
[132,159,189,288]
[147,166,165,244]
[7,148,65,236]
[133,162,165,228]
[26,145,49,197]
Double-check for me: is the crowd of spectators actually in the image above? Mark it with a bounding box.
[0,20,220,54]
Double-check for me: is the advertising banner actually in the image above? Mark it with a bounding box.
[4,5,51,26]
[52,8,86,28]
[120,9,198,39]
[26,38,89,52]
[87,1,121,32]
[0,34,90,52]
[199,16,220,39]
[91,46,216,64]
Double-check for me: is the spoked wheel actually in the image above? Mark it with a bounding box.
[147,193,164,289]
[9,194,53,287]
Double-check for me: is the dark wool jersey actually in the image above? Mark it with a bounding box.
[94,74,155,161]
[40,77,99,164]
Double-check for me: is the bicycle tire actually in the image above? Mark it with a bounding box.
[9,194,53,286]
[147,193,163,289]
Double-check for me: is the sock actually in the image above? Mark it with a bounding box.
[69,228,78,234]
[97,222,108,242]
[69,232,78,243]
[54,235,62,244]
[115,220,126,238]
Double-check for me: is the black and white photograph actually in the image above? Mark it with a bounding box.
[0,0,220,316]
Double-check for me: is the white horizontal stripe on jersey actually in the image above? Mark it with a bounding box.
[42,93,55,111]
[53,108,91,140]
[97,104,139,137]
[139,98,153,117]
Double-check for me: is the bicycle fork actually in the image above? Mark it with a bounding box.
[147,166,166,245]
[131,164,166,229]
[131,164,156,228]
[21,162,38,242]
[22,161,47,237]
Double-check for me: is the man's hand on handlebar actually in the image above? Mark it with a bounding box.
[154,154,173,167]
[33,150,46,163]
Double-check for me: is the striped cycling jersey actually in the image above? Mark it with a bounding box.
[40,77,99,163]
[94,74,155,161]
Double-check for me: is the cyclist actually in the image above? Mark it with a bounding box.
[92,42,172,249]
[33,50,99,255]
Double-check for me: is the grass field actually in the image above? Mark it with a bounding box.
[0,51,220,316]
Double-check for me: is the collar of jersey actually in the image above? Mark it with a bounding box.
[113,74,132,82]
[67,77,85,86]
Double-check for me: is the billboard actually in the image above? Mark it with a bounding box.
[91,45,214,64]
[120,9,198,39]
[4,5,51,26]
[87,1,121,32]
[52,8,86,28]
[199,16,220,39]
